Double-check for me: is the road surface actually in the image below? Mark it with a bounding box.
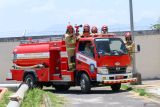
[48,86,160,107]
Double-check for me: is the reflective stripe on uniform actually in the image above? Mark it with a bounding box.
[66,48,75,50]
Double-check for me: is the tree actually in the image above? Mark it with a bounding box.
[152,24,160,30]
[152,17,160,30]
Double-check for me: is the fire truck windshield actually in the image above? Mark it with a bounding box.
[95,38,128,56]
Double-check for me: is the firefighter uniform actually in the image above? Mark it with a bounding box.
[125,41,135,57]
[124,32,135,65]
[64,33,76,70]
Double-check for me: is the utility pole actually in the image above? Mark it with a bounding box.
[129,0,136,74]
[129,0,141,84]
[129,0,134,39]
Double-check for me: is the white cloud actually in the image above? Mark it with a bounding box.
[59,8,130,27]
[0,0,27,9]
[29,0,56,13]
[135,11,160,23]
[0,0,159,37]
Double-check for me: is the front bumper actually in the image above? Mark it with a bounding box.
[97,73,137,84]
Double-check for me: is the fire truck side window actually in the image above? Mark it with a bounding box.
[78,41,94,58]
[13,53,17,60]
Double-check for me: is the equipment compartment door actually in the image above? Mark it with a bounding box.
[50,50,61,75]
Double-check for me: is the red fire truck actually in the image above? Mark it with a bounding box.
[6,34,137,93]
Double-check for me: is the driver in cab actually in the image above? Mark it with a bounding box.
[84,42,94,58]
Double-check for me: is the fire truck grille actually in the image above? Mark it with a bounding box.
[108,67,126,74]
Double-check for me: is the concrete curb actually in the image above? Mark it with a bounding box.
[0,84,20,88]
[131,85,160,98]
[123,84,160,102]
[43,94,53,107]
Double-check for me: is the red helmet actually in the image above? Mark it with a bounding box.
[101,25,108,31]
[66,25,74,34]
[83,24,90,32]
[91,26,98,33]
[125,32,131,38]
[67,25,73,29]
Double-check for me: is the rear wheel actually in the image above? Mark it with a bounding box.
[54,85,70,91]
[80,74,91,94]
[111,83,121,92]
[24,74,37,89]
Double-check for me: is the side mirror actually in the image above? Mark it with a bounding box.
[137,44,140,52]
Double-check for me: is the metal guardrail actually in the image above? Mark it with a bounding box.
[0,35,63,42]
[20,37,62,44]
[112,30,160,36]
[0,30,160,42]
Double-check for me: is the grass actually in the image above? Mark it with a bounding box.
[133,88,148,96]
[0,91,13,107]
[122,85,148,96]
[121,85,133,91]
[21,88,44,107]
[21,88,65,107]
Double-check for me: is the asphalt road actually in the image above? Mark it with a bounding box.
[48,86,160,107]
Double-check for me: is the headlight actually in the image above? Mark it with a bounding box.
[126,66,133,73]
[97,67,108,74]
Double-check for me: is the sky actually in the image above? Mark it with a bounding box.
[0,0,160,37]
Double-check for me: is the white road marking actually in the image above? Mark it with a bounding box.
[70,97,103,104]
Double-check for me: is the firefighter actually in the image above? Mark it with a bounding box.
[83,24,90,37]
[101,25,108,34]
[64,25,76,70]
[91,26,98,34]
[124,32,142,84]
[124,32,135,57]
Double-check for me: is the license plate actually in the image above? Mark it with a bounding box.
[115,75,124,80]
[102,77,106,80]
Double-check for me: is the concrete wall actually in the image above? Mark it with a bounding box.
[0,42,19,83]
[135,35,160,79]
[0,35,160,83]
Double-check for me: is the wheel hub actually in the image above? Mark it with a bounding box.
[80,79,85,89]
[26,78,33,87]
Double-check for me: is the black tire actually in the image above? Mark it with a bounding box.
[54,85,70,91]
[24,74,36,89]
[111,83,121,92]
[80,74,91,94]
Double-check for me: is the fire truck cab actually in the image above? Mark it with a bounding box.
[7,34,137,93]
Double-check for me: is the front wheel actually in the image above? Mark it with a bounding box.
[80,74,91,94]
[24,74,36,89]
[111,83,121,92]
